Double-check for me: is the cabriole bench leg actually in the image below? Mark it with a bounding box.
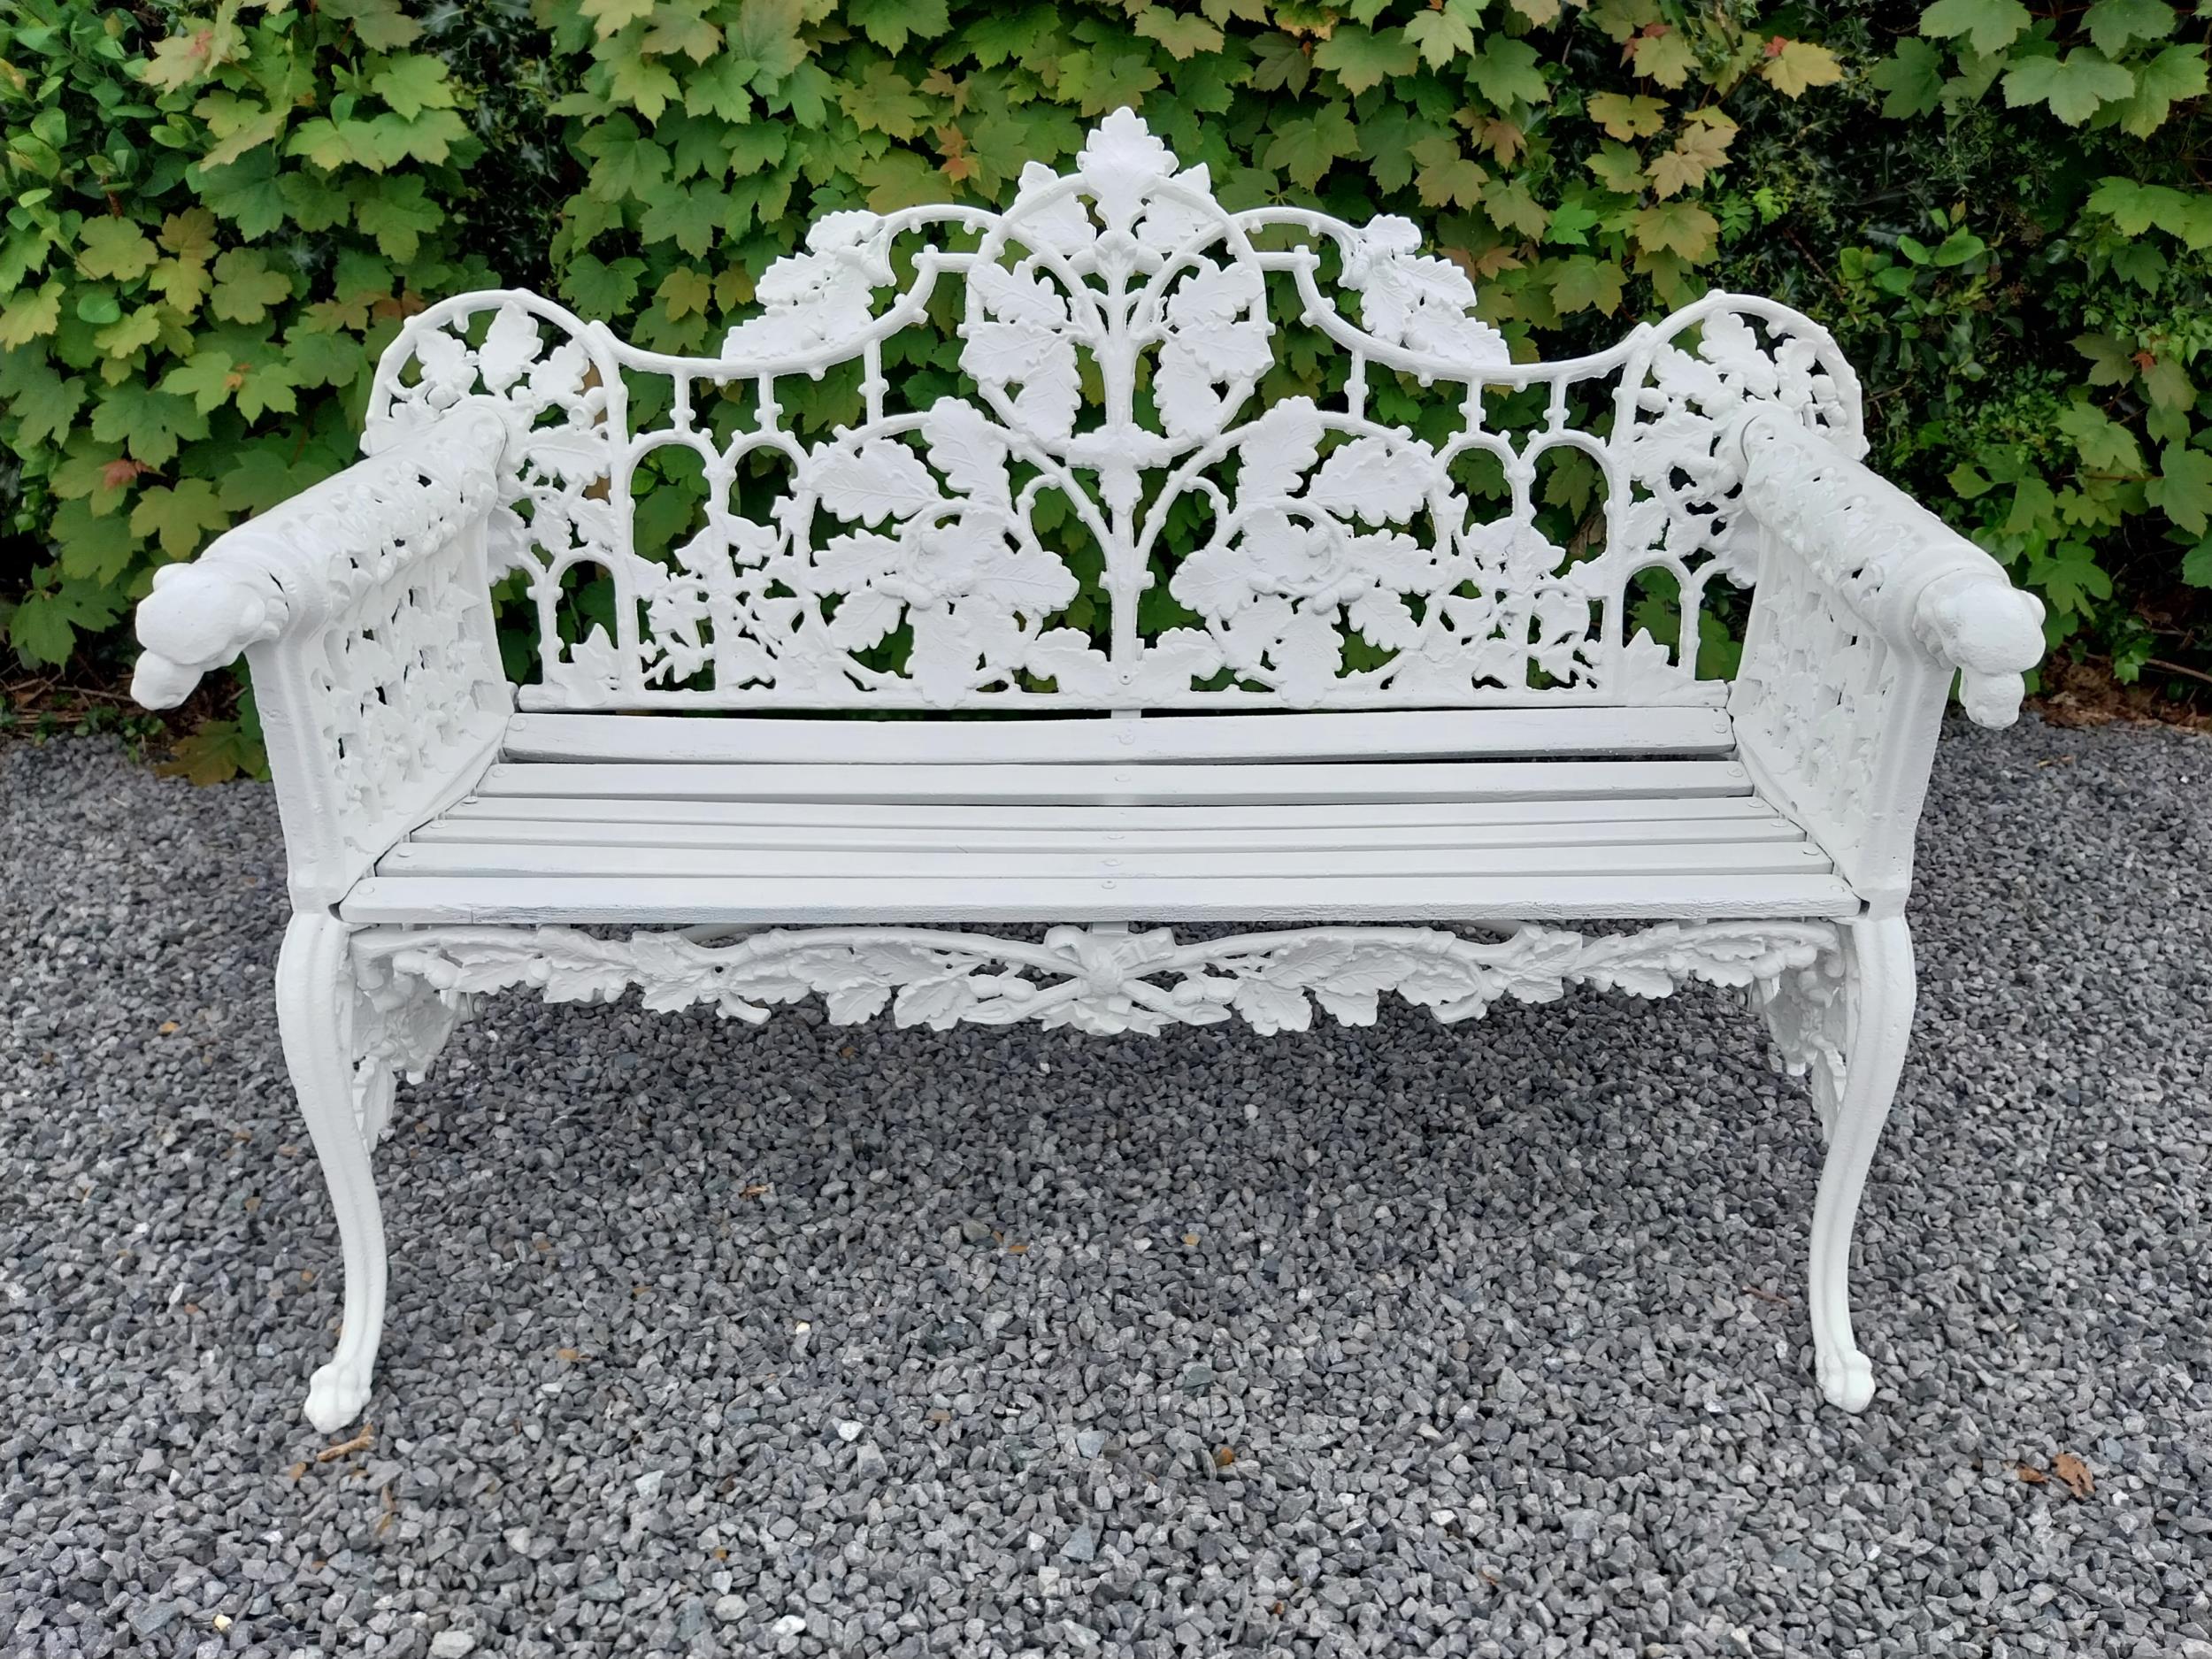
[277,911,388,1433]
[1808,913,1916,1413]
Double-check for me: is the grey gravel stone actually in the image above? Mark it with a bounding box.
[4,718,2210,1659]
[427,1633,476,1658]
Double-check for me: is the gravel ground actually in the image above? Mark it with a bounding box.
[2,717,2208,1659]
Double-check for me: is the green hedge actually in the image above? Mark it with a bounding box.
[4,0,2208,756]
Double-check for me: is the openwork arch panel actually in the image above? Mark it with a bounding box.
[365,111,1863,713]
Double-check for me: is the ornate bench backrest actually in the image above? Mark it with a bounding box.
[367,110,1863,715]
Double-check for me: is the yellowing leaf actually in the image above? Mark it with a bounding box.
[1404,9,1475,68]
[371,54,457,120]
[580,0,655,36]
[1630,27,1697,88]
[1647,119,1732,196]
[657,267,714,322]
[1586,91,1665,140]
[209,250,291,324]
[1632,200,1718,261]
[1135,9,1225,60]
[1313,24,1417,92]
[1761,39,1842,98]
[78,219,157,282]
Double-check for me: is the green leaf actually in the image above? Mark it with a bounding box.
[2052,399,2146,475]
[129,480,229,561]
[1264,104,1360,190]
[2109,43,2208,135]
[1629,29,1698,88]
[580,114,672,201]
[88,383,206,467]
[2001,50,2135,127]
[2026,541,2113,614]
[1917,0,2031,56]
[0,280,65,349]
[372,54,457,120]
[0,354,85,449]
[641,184,730,256]
[196,150,288,239]
[2147,444,2212,534]
[1549,255,1625,316]
[2081,0,2174,55]
[1762,41,1843,98]
[209,249,291,324]
[1403,10,1475,68]
[847,0,951,52]
[1869,38,1944,118]
[734,0,810,82]
[2071,332,2135,386]
[2181,534,2212,588]
[356,176,443,262]
[10,578,123,669]
[2084,177,2212,248]
[52,497,142,584]
[839,61,930,138]
[322,0,424,50]
[562,252,649,315]
[1470,37,1549,108]
[77,219,158,281]
[1312,24,1417,92]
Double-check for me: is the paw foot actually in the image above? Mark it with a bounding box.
[304,1359,373,1432]
[1816,1346,1875,1413]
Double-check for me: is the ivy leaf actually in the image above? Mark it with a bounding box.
[371,54,457,120]
[2147,444,2212,534]
[209,249,291,324]
[1313,24,1417,92]
[1403,10,1475,68]
[78,219,158,281]
[129,480,230,561]
[1135,9,1225,61]
[1549,255,1624,316]
[1470,38,1549,108]
[2082,0,2174,55]
[847,0,951,53]
[1264,104,1359,191]
[1917,0,2030,56]
[2001,50,2135,127]
[1762,40,1842,98]
[1631,200,1718,261]
[1585,91,1665,140]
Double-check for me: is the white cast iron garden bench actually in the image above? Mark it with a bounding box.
[132,112,2046,1432]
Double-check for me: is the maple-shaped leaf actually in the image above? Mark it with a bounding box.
[1917,0,2031,55]
[1762,40,1844,99]
[1586,91,1666,140]
[77,219,157,282]
[1313,23,1417,92]
[1549,254,1625,317]
[1631,200,1719,262]
[2002,48,2136,126]
[1647,120,1732,197]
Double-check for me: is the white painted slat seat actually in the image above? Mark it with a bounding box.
[130,111,2049,1433]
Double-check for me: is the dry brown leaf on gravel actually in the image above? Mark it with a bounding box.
[2016,1464,2046,1486]
[2055,1452,2095,1499]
